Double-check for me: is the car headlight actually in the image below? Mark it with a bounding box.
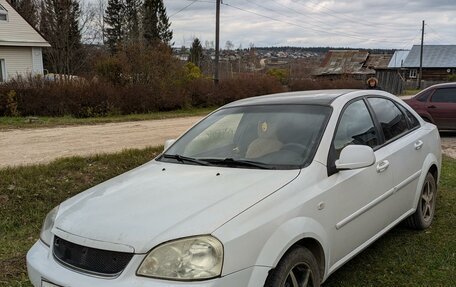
[40,205,59,246]
[137,235,223,281]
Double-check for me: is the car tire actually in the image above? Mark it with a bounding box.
[404,172,437,230]
[264,246,320,287]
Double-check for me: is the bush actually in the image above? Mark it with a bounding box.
[186,75,284,107]
[0,90,20,116]
[267,68,289,85]
[0,75,284,117]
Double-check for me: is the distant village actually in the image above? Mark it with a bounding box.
[173,45,456,94]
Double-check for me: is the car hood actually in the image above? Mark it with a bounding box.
[54,160,300,253]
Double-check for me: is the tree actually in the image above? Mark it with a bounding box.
[104,0,124,52]
[11,0,38,27]
[142,0,172,45]
[189,37,203,68]
[123,0,141,43]
[225,40,234,51]
[40,0,83,75]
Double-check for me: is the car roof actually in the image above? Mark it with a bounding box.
[422,82,456,90]
[224,90,358,107]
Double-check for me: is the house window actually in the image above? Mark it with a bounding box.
[409,69,417,78]
[0,59,6,82]
[0,4,7,21]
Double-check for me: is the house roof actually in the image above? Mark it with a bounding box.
[388,50,410,68]
[314,50,392,76]
[0,0,50,47]
[402,45,456,68]
[315,50,369,76]
[364,54,392,69]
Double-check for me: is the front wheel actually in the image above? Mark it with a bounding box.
[404,172,437,229]
[264,246,320,287]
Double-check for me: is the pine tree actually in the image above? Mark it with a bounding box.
[11,0,38,27]
[189,38,203,68]
[124,0,141,43]
[142,0,172,45]
[40,0,83,75]
[104,0,124,53]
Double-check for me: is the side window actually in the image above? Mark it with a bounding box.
[431,88,456,103]
[334,100,379,157]
[368,98,409,142]
[405,109,420,128]
[416,89,432,102]
[0,4,7,21]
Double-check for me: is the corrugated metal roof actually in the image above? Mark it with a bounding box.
[388,50,410,68]
[365,54,392,69]
[403,45,456,68]
[316,50,369,75]
[315,50,391,76]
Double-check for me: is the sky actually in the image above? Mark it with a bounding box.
[163,0,456,49]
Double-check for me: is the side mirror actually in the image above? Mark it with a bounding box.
[164,139,176,151]
[335,145,375,170]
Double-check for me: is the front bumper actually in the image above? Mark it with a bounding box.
[27,240,269,287]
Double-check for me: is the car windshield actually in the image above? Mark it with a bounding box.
[158,104,331,169]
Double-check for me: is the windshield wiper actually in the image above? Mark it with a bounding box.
[204,158,274,169]
[162,154,212,166]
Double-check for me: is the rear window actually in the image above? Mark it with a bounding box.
[368,98,409,142]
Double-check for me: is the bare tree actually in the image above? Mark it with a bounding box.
[225,40,234,51]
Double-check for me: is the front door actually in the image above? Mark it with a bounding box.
[320,99,395,269]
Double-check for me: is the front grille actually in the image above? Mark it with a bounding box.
[53,236,134,276]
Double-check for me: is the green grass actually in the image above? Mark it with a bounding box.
[0,107,213,130]
[0,152,454,286]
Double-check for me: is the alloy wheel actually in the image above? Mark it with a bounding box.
[283,263,314,287]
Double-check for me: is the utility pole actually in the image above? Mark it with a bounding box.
[418,20,425,89]
[214,0,221,84]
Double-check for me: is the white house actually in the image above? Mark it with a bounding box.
[0,0,50,82]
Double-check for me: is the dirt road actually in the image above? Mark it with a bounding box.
[0,117,455,168]
[0,117,201,168]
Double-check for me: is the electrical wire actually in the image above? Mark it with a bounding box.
[246,0,417,41]
[425,23,447,44]
[295,0,418,32]
[223,2,416,45]
[169,0,199,18]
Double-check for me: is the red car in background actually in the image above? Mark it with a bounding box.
[403,82,456,130]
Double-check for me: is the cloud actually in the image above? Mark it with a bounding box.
[165,0,456,48]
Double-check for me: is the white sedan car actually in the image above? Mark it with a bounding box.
[27,90,441,287]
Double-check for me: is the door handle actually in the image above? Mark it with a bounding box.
[427,105,437,109]
[414,140,424,150]
[376,160,390,173]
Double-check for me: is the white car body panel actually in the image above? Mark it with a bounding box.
[27,90,442,286]
[55,161,299,253]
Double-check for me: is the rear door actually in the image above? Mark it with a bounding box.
[427,87,456,129]
[366,97,425,215]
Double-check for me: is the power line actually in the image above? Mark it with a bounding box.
[169,0,198,18]
[295,0,417,32]
[250,0,417,41]
[425,23,446,44]
[223,2,415,45]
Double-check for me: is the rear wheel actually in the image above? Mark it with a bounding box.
[264,246,320,287]
[405,172,437,229]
